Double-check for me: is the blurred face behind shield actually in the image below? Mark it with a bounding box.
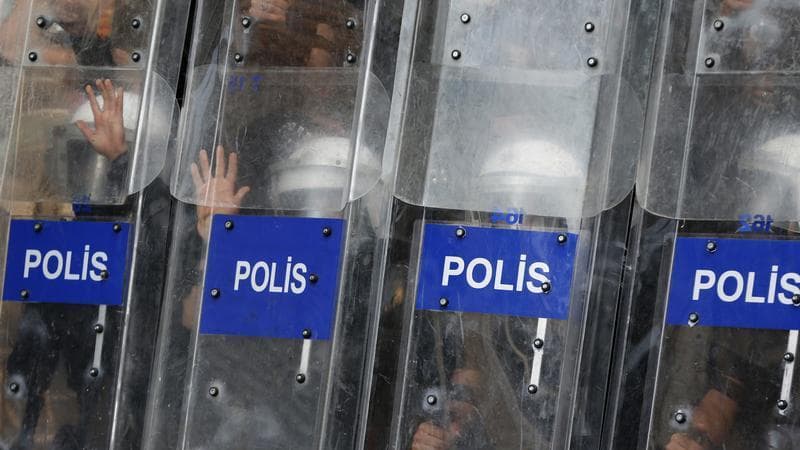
[50,0,98,34]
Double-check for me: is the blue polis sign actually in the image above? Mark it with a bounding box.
[667,237,800,330]
[4,219,131,305]
[200,215,345,340]
[415,224,579,319]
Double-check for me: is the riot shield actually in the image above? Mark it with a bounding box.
[143,0,399,448]
[604,1,800,449]
[0,0,189,448]
[361,0,654,448]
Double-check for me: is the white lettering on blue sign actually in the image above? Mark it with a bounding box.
[690,266,800,305]
[233,258,308,294]
[23,246,108,282]
[440,255,551,293]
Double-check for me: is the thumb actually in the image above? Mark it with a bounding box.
[75,120,94,139]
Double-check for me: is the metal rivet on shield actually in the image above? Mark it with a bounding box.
[439,297,449,308]
[674,411,687,424]
[346,52,357,64]
[451,49,462,60]
[587,57,599,68]
[460,13,471,24]
[28,52,38,62]
[793,294,800,306]
[557,234,567,244]
[209,386,219,397]
[89,368,99,378]
[322,226,332,237]
[704,57,715,68]
[19,289,29,300]
[131,52,141,63]
[8,382,19,394]
[584,22,595,32]
[688,312,700,325]
[785,353,795,363]
[778,400,789,410]
[33,222,43,232]
[713,19,724,31]
[541,282,551,293]
[241,17,252,28]
[533,338,544,349]
[527,384,538,394]
[234,53,244,63]
[35,16,47,28]
[455,227,466,239]
[302,329,312,339]
[426,394,437,405]
[224,220,234,231]
[309,274,319,284]
[345,18,356,29]
[705,241,717,253]
[131,18,141,29]
[296,374,306,384]
[94,324,104,334]
[100,270,109,280]
[210,288,221,298]
[113,223,122,233]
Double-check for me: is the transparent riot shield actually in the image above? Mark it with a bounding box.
[361,0,655,448]
[143,0,399,448]
[0,0,189,448]
[604,1,800,449]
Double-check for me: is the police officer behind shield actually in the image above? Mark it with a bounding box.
[158,1,376,447]
[660,1,800,449]
[0,1,141,448]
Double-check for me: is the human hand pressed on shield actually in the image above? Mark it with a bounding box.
[665,433,706,450]
[76,79,128,161]
[190,146,251,241]
[411,422,456,450]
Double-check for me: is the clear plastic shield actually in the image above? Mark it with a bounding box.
[145,0,397,448]
[605,2,800,449]
[0,0,189,448]
[390,0,641,219]
[363,0,651,448]
[637,0,800,221]
[0,0,181,206]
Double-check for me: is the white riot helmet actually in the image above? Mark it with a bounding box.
[269,135,381,213]
[740,134,800,219]
[476,139,586,221]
